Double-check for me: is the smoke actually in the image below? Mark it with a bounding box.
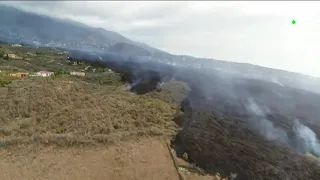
[245,97,320,157]
[246,97,288,144]
[293,119,320,156]
[68,49,320,157]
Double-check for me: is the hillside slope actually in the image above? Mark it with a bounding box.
[0,43,222,180]
[0,5,158,53]
[2,5,320,179]
[108,42,152,57]
[68,45,320,180]
[3,43,320,180]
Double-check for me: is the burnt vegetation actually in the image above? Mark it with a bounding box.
[67,49,320,180]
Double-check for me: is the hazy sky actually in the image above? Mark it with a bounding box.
[2,1,320,77]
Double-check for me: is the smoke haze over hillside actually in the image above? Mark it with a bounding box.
[1,1,320,77]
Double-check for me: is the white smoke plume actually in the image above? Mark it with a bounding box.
[246,97,288,143]
[293,119,320,157]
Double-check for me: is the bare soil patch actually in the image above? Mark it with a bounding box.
[1,138,180,180]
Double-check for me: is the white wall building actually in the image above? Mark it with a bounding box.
[70,71,85,76]
[11,44,22,47]
[35,71,54,77]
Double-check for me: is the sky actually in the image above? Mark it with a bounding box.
[2,1,320,77]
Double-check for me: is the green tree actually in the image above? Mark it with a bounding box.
[3,54,9,60]
[53,69,68,78]
[0,79,12,87]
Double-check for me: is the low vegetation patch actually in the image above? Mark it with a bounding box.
[0,43,183,147]
[0,77,179,146]
[0,78,12,87]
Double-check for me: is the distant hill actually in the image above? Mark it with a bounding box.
[2,17,320,179]
[0,4,320,95]
[0,5,158,53]
[108,42,152,57]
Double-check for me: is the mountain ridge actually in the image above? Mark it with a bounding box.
[0,4,320,94]
[0,5,159,53]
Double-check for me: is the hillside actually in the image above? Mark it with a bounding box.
[0,44,180,141]
[108,42,152,57]
[1,43,219,180]
[1,4,320,180]
[0,5,158,53]
[2,43,320,180]
[68,46,320,179]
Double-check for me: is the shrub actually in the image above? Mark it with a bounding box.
[0,51,4,57]
[3,54,9,60]
[54,69,68,77]
[0,79,12,87]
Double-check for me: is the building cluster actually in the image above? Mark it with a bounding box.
[7,71,86,78]
[10,71,54,78]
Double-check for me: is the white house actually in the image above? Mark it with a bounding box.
[12,44,22,47]
[35,71,54,77]
[70,71,85,76]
